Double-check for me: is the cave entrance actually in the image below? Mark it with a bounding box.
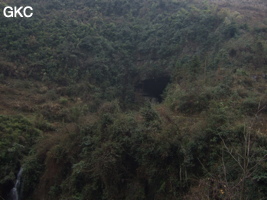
[136,76,170,103]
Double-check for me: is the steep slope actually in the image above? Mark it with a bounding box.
[0,0,266,200]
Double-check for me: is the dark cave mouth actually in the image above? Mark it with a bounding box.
[136,76,170,102]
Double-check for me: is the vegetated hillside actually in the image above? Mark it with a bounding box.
[0,0,266,199]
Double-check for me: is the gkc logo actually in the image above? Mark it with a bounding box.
[3,6,33,18]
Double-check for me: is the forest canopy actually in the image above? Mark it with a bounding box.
[0,0,266,200]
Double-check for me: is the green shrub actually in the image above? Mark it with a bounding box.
[34,114,55,131]
[210,83,232,99]
[21,155,44,198]
[45,90,58,101]
[59,97,68,105]
[177,93,210,114]
[242,97,259,114]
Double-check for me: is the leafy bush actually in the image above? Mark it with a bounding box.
[242,97,259,114]
[21,155,45,198]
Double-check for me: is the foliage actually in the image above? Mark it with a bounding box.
[0,115,41,197]
[0,0,266,199]
[21,155,45,198]
[0,0,255,105]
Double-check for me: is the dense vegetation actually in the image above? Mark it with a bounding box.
[0,115,40,197]
[0,0,266,199]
